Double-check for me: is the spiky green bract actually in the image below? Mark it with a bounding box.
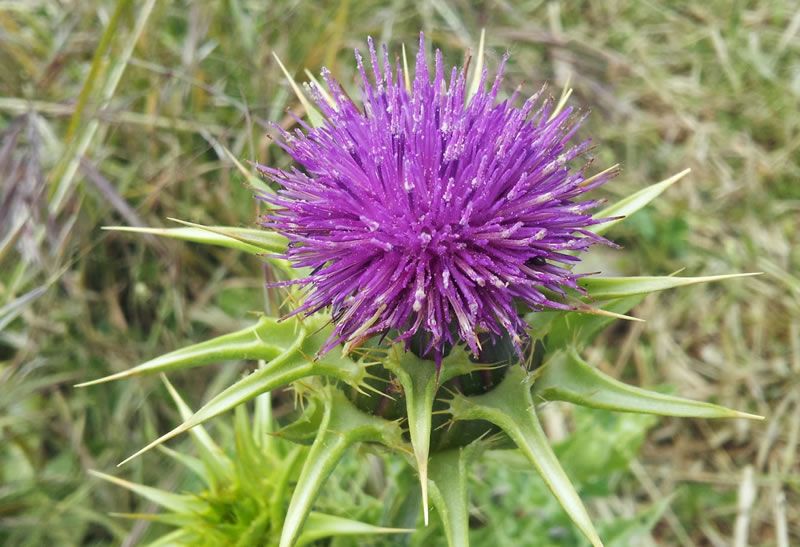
[535,349,763,420]
[447,365,604,547]
[91,389,412,546]
[279,386,408,547]
[383,345,488,525]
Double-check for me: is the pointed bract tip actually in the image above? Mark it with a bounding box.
[74,371,132,387]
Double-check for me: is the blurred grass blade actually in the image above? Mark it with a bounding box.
[0,285,47,332]
[427,448,472,547]
[103,224,288,255]
[0,212,28,263]
[50,0,157,214]
[272,52,324,128]
[448,365,603,547]
[535,349,764,419]
[588,169,690,236]
[297,512,413,546]
[76,315,297,387]
[579,272,761,299]
[61,0,130,142]
[89,470,208,514]
[253,385,274,449]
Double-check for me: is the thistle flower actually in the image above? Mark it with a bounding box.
[257,34,612,363]
[86,33,762,547]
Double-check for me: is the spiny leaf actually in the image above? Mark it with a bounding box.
[296,512,413,546]
[534,349,763,420]
[280,388,406,547]
[578,272,761,300]
[88,470,208,515]
[447,365,603,547]
[101,224,288,256]
[76,315,298,387]
[589,169,690,236]
[116,321,370,465]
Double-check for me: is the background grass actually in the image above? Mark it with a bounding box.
[1,0,797,545]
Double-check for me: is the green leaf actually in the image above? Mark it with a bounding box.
[76,315,299,387]
[275,397,327,445]
[296,512,413,546]
[589,169,690,236]
[427,445,480,547]
[578,273,760,300]
[534,349,763,420]
[88,470,208,515]
[554,407,657,486]
[447,365,603,547]
[602,496,671,547]
[280,388,405,547]
[50,0,156,214]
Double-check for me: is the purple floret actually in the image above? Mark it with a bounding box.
[256,34,612,364]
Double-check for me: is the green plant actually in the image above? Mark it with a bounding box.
[79,33,762,547]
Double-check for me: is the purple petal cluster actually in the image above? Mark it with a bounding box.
[257,35,611,363]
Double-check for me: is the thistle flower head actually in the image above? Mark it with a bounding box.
[258,34,612,362]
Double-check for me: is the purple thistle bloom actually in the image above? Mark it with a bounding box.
[256,34,612,364]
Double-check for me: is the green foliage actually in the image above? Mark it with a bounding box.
[91,389,411,546]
